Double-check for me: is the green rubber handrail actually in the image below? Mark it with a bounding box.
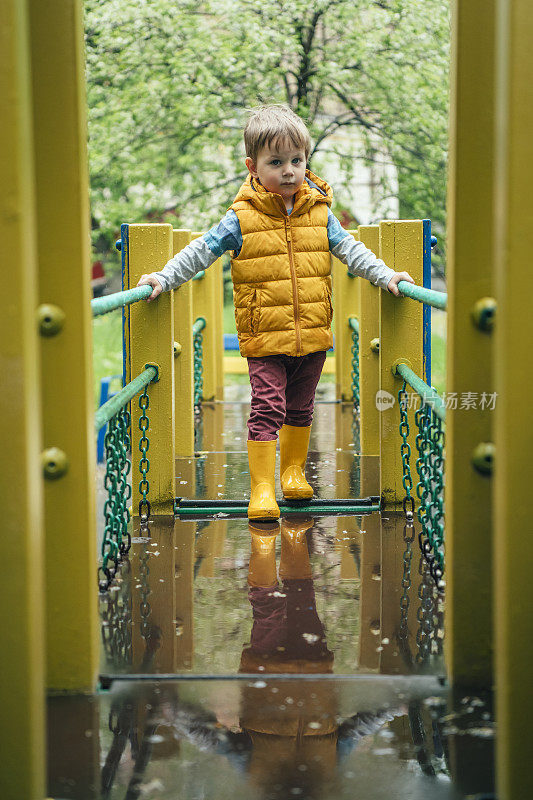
[348,316,359,332]
[397,281,447,310]
[91,285,152,317]
[95,366,158,432]
[395,362,446,422]
[192,270,205,281]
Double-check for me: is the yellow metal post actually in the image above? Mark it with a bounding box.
[1,1,45,795]
[128,224,175,515]
[173,230,195,458]
[212,256,225,399]
[493,1,533,797]
[379,221,424,507]
[358,225,381,456]
[191,232,218,401]
[29,0,98,691]
[446,0,496,689]
[333,229,359,400]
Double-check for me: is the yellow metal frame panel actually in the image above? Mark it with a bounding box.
[493,1,533,796]
[358,225,381,456]
[212,256,225,398]
[173,230,195,458]
[191,232,218,401]
[333,229,359,400]
[29,0,98,692]
[1,1,45,794]
[128,224,175,515]
[379,221,424,507]
[446,0,495,690]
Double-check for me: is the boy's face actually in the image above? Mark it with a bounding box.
[245,139,307,204]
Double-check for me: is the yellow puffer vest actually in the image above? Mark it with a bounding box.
[230,169,334,358]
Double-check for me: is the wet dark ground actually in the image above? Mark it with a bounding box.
[50,386,495,799]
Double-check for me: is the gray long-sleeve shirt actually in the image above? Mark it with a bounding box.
[154,204,395,293]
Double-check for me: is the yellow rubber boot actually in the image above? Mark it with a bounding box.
[279,515,315,580]
[248,522,279,587]
[247,439,280,520]
[279,424,314,500]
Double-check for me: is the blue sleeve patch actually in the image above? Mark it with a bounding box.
[327,208,349,249]
[203,209,243,257]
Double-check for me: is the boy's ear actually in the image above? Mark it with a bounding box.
[245,156,258,177]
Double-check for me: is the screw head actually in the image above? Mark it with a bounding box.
[471,442,495,475]
[38,304,65,337]
[42,447,69,479]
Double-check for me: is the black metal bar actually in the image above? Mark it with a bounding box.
[175,496,381,509]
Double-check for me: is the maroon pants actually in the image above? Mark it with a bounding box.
[247,351,327,441]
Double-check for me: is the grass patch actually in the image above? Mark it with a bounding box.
[92,310,123,407]
[431,330,446,396]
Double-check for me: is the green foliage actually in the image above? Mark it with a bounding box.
[85,0,449,276]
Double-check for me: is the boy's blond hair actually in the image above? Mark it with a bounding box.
[244,104,311,164]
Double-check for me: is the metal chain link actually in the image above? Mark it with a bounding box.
[193,328,204,410]
[351,324,360,407]
[415,555,436,666]
[414,404,445,590]
[138,386,151,522]
[395,386,445,592]
[398,518,415,667]
[99,408,133,591]
[139,546,152,641]
[100,560,132,669]
[398,380,415,519]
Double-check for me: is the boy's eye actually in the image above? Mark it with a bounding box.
[292,158,301,164]
[270,160,280,166]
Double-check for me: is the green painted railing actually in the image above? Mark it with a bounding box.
[91,285,152,317]
[395,362,446,422]
[397,280,447,310]
[95,366,158,432]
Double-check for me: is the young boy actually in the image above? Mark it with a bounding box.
[137,104,414,520]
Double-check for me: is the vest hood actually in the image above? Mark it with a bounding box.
[231,169,333,217]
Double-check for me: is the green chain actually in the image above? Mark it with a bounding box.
[351,324,360,407]
[99,407,133,590]
[398,380,414,518]
[396,384,445,590]
[414,403,445,587]
[193,329,204,409]
[138,386,151,520]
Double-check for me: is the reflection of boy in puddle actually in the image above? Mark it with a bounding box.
[160,517,405,799]
[241,516,333,675]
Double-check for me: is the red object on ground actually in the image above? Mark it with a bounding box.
[91,260,106,297]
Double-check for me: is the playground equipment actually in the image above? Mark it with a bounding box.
[4,0,533,798]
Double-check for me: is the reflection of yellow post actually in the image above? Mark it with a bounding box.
[358,458,381,670]
[47,696,100,800]
[192,232,218,401]
[173,230,195,458]
[492,2,533,798]
[2,2,45,793]
[174,522,195,670]
[379,513,418,674]
[128,224,176,515]
[131,517,176,673]
[333,230,360,401]
[29,0,99,693]
[335,449,360,579]
[379,221,424,507]
[358,225,381,456]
